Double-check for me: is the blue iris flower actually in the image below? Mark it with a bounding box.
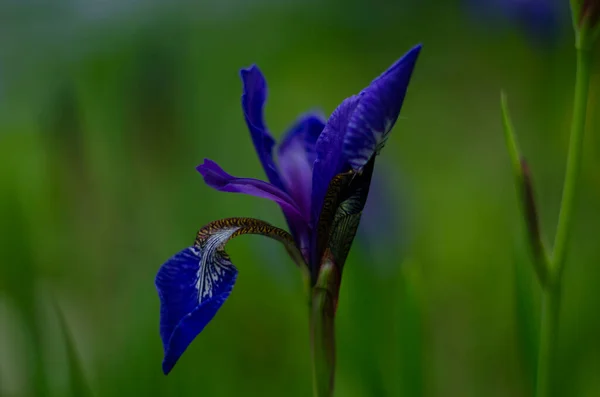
[155,44,421,375]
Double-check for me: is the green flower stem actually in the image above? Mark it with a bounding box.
[310,257,339,397]
[536,42,592,397]
[551,46,592,282]
[535,285,561,397]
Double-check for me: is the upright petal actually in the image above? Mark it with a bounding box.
[343,44,421,171]
[197,159,304,221]
[240,65,285,189]
[310,95,361,232]
[156,217,304,374]
[278,113,326,217]
[279,112,326,166]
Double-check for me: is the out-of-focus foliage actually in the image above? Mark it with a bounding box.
[1,1,599,396]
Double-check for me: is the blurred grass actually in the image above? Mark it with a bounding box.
[1,1,600,396]
[53,301,92,397]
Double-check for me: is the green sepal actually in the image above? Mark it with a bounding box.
[313,156,376,284]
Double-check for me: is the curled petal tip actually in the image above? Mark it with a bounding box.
[196,158,212,173]
[240,64,266,96]
[196,158,229,188]
[240,63,261,76]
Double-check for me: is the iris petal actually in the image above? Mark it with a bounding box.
[156,217,305,374]
[311,44,421,238]
[279,113,326,166]
[240,65,285,190]
[278,113,326,218]
[197,159,305,221]
[156,246,237,375]
[310,95,360,232]
[343,44,421,171]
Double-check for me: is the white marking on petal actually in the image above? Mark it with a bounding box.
[195,227,240,304]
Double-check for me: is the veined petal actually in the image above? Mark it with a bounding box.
[310,96,361,233]
[156,246,237,375]
[197,159,304,221]
[278,113,326,217]
[240,65,285,189]
[312,46,421,227]
[343,44,421,171]
[156,217,304,374]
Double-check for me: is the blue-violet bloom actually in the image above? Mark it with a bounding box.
[155,44,421,375]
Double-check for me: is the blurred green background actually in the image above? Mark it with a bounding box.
[1,1,599,396]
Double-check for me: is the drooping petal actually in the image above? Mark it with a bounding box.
[156,217,304,374]
[343,44,421,171]
[277,113,326,218]
[197,159,304,221]
[240,65,285,189]
[310,95,361,232]
[157,246,237,375]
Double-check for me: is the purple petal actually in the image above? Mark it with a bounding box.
[278,113,326,217]
[279,144,313,221]
[310,95,361,229]
[156,246,238,374]
[240,65,285,190]
[343,44,421,171]
[197,159,304,221]
[279,112,326,166]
